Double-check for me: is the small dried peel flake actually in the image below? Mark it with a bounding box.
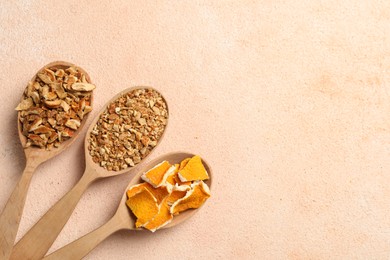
[178,155,209,182]
[126,155,210,232]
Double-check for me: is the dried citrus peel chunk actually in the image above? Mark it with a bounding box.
[178,155,209,182]
[144,197,173,232]
[179,158,190,170]
[170,181,210,215]
[127,183,170,204]
[166,164,179,185]
[141,160,171,187]
[166,190,188,206]
[167,164,191,186]
[126,188,159,228]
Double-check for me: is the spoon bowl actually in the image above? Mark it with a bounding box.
[11,86,169,260]
[123,152,212,230]
[83,86,170,178]
[17,61,93,153]
[0,61,94,260]
[44,152,212,260]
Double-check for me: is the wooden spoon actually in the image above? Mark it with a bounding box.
[0,61,94,260]
[10,87,169,260]
[43,152,212,260]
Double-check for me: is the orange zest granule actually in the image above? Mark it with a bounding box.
[126,155,210,232]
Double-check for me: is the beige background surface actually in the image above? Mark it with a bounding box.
[1,1,390,259]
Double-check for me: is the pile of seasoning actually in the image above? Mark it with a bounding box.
[87,88,168,171]
[16,66,95,150]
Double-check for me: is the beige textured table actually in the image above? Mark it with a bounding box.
[1,1,390,259]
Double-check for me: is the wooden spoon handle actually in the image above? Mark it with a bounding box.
[43,213,125,260]
[10,169,97,260]
[0,160,39,260]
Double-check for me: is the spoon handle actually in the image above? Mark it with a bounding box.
[10,168,97,260]
[43,213,126,260]
[0,159,39,260]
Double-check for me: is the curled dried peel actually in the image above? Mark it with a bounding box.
[28,118,43,132]
[52,83,67,99]
[166,164,179,185]
[44,99,62,108]
[170,181,210,215]
[65,119,80,130]
[37,72,53,84]
[15,98,33,111]
[166,163,191,186]
[71,82,96,91]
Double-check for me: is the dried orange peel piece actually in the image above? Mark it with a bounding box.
[167,164,191,186]
[127,183,170,204]
[126,188,159,228]
[166,190,188,206]
[166,164,179,185]
[141,160,172,187]
[179,158,190,170]
[170,181,210,215]
[178,155,209,182]
[144,197,173,232]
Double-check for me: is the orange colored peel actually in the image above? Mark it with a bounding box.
[179,158,190,170]
[127,183,170,204]
[166,190,188,206]
[141,160,171,187]
[170,181,210,215]
[126,188,159,228]
[144,197,173,232]
[166,164,179,185]
[167,164,191,186]
[178,155,209,182]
